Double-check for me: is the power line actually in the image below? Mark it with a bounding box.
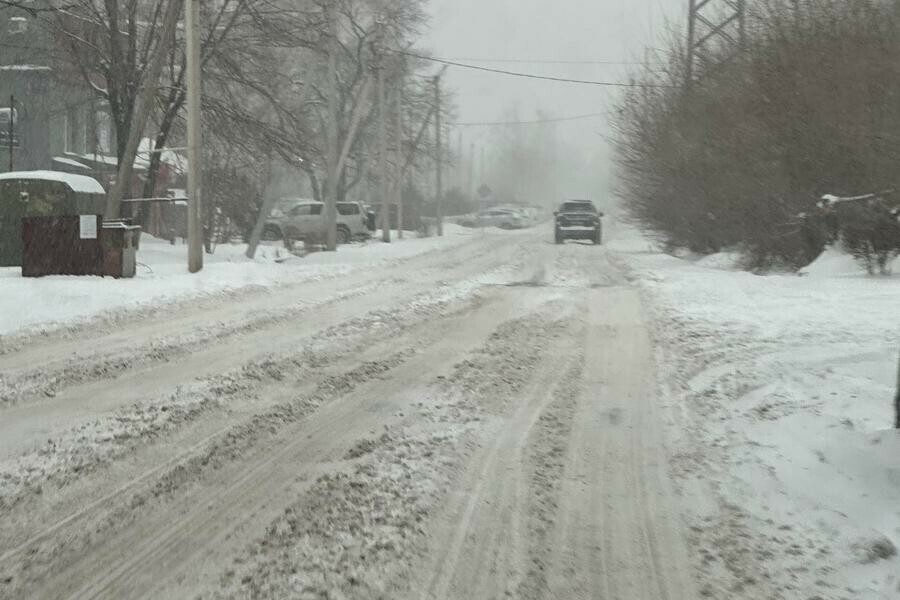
[397,50,675,89]
[444,57,646,66]
[453,113,605,127]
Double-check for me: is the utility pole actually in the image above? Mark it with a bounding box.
[456,128,463,189]
[686,0,746,88]
[324,2,340,250]
[479,146,485,192]
[185,0,203,272]
[433,67,447,236]
[394,60,404,239]
[7,95,13,172]
[377,23,390,243]
[466,141,474,202]
[478,145,486,234]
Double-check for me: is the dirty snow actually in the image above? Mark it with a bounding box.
[609,224,900,600]
[0,226,475,337]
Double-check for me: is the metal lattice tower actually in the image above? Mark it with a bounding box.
[686,0,746,86]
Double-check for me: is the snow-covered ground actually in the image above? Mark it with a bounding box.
[0,225,476,337]
[609,221,900,600]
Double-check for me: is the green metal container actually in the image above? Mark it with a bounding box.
[0,170,105,266]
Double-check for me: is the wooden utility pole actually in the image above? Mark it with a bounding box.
[324,2,340,250]
[7,95,13,172]
[479,146,485,191]
[466,142,474,202]
[185,0,203,272]
[394,64,404,239]
[433,68,446,236]
[377,29,390,243]
[456,128,463,189]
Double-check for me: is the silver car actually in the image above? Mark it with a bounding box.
[263,199,369,244]
[476,208,527,229]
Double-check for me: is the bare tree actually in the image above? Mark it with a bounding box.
[614,0,900,270]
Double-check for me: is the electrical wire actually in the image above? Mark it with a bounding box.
[444,57,646,66]
[396,50,674,89]
[452,113,605,127]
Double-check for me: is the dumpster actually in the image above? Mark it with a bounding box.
[21,215,104,277]
[101,220,141,278]
[0,171,106,266]
[20,215,141,278]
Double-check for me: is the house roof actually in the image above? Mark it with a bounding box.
[52,156,92,171]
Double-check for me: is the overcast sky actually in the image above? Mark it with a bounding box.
[425,0,682,158]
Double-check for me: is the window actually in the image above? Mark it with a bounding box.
[289,204,323,216]
[0,108,16,127]
[65,109,85,154]
[94,110,111,155]
[560,202,596,213]
[337,203,360,216]
[8,17,27,34]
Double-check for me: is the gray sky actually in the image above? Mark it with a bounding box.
[425,0,680,150]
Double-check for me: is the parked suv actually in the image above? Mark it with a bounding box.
[554,200,603,244]
[263,199,369,244]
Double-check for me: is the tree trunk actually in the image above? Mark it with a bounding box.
[245,193,278,260]
[105,0,183,219]
[303,163,322,204]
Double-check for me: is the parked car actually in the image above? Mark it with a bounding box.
[554,199,603,244]
[263,199,369,244]
[475,208,527,229]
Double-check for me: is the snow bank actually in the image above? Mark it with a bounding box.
[610,222,900,599]
[693,251,743,271]
[0,226,474,337]
[800,245,900,278]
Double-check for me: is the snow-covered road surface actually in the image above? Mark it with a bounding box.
[0,228,697,599]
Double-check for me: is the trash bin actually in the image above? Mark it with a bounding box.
[0,171,107,266]
[21,215,104,277]
[101,220,141,278]
[20,215,141,278]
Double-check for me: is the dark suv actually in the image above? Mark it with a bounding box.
[554,200,603,244]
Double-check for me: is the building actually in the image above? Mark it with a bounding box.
[0,2,183,204]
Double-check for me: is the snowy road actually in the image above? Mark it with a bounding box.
[0,229,696,599]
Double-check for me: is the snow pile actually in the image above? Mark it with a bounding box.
[800,245,900,278]
[693,251,743,271]
[0,226,474,337]
[610,223,900,599]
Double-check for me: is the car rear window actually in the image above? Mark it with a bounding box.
[560,202,596,213]
[337,203,360,215]
[288,204,323,216]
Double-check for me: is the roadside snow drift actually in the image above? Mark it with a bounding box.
[611,227,900,600]
[0,226,475,337]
